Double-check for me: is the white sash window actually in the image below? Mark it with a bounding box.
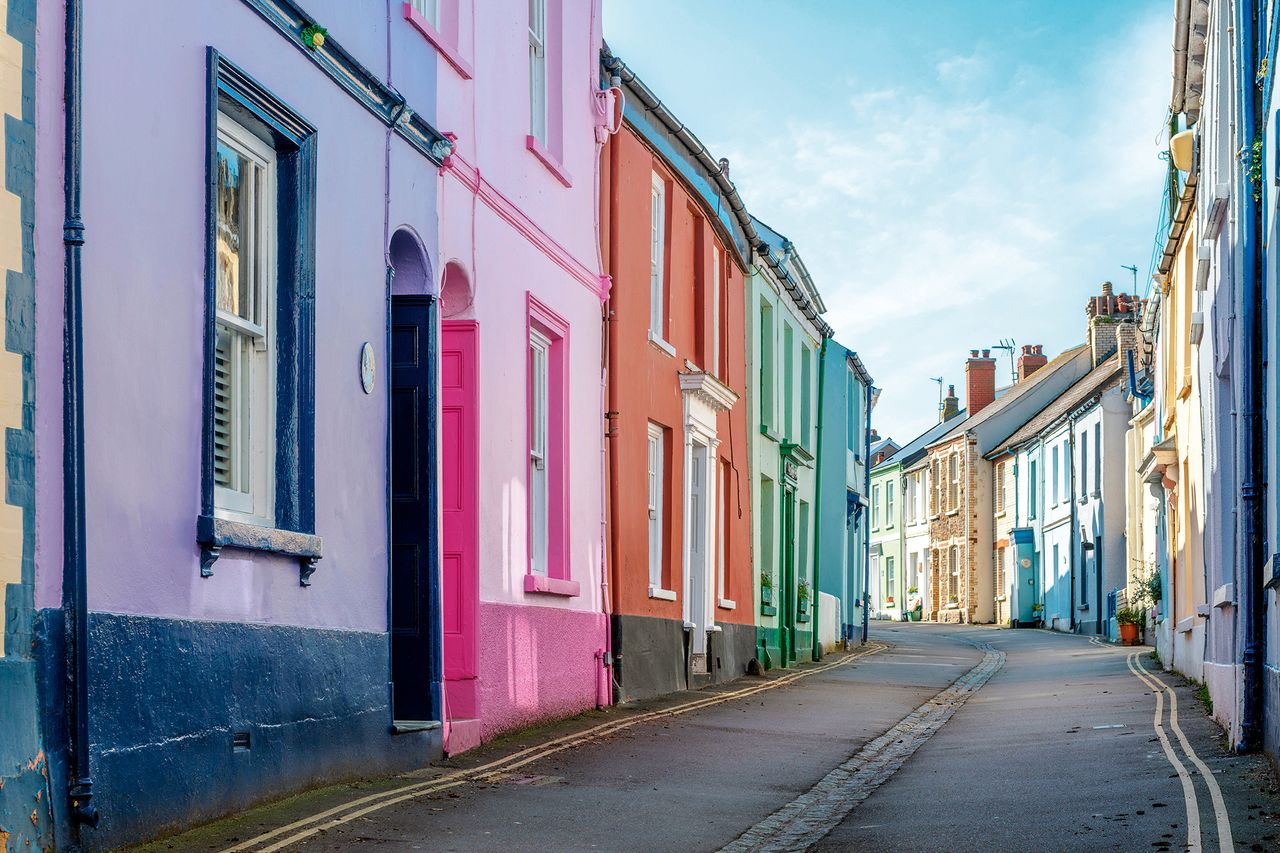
[647,423,665,587]
[213,114,276,524]
[528,0,547,144]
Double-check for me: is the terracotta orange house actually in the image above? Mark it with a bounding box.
[600,51,756,701]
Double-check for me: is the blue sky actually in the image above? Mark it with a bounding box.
[604,0,1171,444]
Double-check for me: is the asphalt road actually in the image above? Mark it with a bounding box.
[142,625,1280,852]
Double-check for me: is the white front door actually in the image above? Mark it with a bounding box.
[686,441,711,670]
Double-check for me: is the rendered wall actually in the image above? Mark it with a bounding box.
[32,2,444,846]
[0,0,48,847]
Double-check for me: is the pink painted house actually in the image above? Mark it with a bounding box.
[414,0,617,752]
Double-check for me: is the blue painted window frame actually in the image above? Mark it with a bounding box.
[199,48,321,585]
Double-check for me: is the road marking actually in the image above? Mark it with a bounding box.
[717,640,1006,853]
[1126,652,1202,853]
[222,643,888,852]
[1132,654,1234,852]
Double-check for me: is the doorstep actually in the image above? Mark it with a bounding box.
[445,717,484,756]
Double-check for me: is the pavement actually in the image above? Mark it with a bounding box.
[136,624,1280,852]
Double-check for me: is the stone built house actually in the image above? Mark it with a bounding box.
[924,345,1093,623]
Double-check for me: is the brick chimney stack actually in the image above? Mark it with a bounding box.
[940,384,960,422]
[1016,344,1048,382]
[965,349,997,416]
[1087,281,1140,366]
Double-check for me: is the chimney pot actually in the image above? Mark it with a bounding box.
[965,350,997,415]
[969,349,979,358]
[1101,281,1113,296]
[1016,343,1049,382]
[981,349,991,358]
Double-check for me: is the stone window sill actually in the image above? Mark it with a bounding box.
[403,4,474,79]
[717,597,736,610]
[524,574,580,597]
[648,330,676,358]
[197,514,322,586]
[648,585,677,601]
[526,135,573,188]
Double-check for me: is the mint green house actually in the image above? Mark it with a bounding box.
[869,440,904,618]
[746,218,830,669]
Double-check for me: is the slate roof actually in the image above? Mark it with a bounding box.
[876,409,969,473]
[928,343,1091,450]
[869,437,899,459]
[985,355,1124,459]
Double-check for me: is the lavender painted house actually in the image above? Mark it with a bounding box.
[30,1,455,848]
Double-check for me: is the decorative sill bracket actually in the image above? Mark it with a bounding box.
[198,515,323,586]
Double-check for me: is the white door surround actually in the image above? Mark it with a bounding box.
[679,368,738,673]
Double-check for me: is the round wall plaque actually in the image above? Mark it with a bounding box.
[360,342,376,394]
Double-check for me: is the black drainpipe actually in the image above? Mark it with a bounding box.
[1238,0,1266,752]
[62,0,97,830]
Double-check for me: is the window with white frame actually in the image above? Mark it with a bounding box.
[885,556,896,601]
[885,480,895,527]
[528,0,547,144]
[214,114,277,524]
[872,483,881,528]
[529,327,551,575]
[650,172,666,339]
[948,545,959,599]
[711,249,721,377]
[995,462,1005,513]
[1093,422,1101,493]
[717,460,727,602]
[1051,446,1059,505]
[948,453,959,510]
[411,0,441,28]
[1080,430,1089,495]
[647,423,665,588]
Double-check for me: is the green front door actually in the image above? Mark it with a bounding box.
[781,486,797,665]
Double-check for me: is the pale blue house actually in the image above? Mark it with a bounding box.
[815,341,873,650]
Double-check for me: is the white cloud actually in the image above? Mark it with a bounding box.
[714,10,1169,443]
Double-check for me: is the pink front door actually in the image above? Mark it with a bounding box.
[441,321,478,719]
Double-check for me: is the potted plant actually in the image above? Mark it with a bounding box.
[760,572,773,607]
[797,580,811,622]
[1116,606,1141,645]
[885,595,896,607]
[1031,602,1044,622]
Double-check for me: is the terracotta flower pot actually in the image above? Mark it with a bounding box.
[1119,623,1139,645]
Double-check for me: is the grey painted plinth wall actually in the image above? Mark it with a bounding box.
[50,612,441,851]
[612,613,757,703]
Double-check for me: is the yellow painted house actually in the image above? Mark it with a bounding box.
[1144,178,1207,679]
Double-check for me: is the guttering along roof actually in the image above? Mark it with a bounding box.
[985,356,1124,459]
[601,47,833,339]
[877,409,969,472]
[846,350,873,387]
[601,47,755,270]
[928,344,1090,450]
[752,216,833,338]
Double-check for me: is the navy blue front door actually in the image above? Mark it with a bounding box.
[391,296,442,722]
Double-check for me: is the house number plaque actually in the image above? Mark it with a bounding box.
[360,342,375,394]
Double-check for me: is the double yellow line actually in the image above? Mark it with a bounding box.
[1125,651,1233,853]
[223,642,887,852]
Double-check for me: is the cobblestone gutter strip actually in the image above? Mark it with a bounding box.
[720,641,1006,853]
